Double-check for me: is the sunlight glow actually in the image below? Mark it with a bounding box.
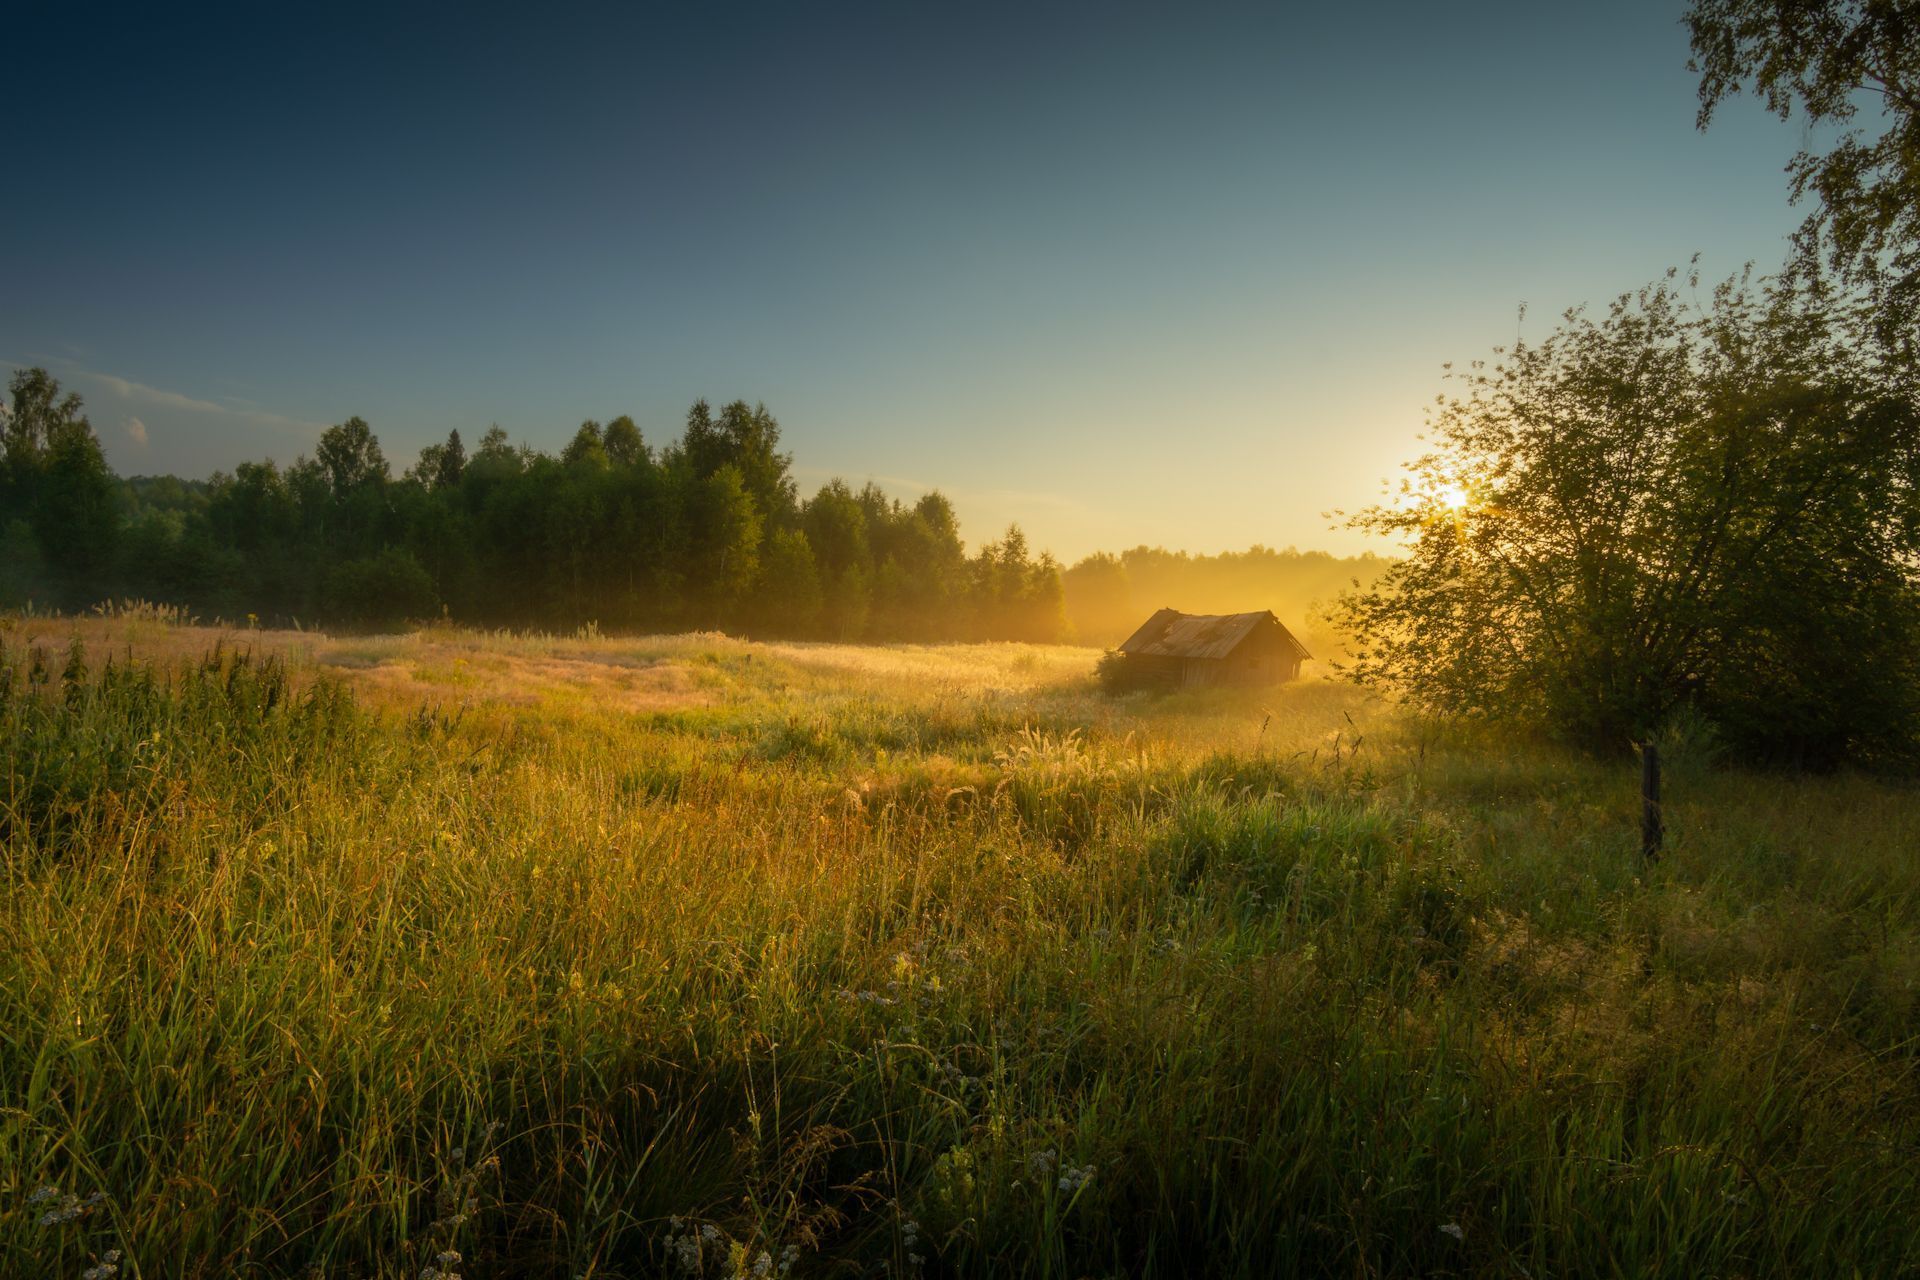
[1439,484,1470,511]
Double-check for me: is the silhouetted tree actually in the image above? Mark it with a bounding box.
[759,527,824,632]
[562,420,609,469]
[972,525,1065,642]
[1337,267,1920,767]
[804,480,869,577]
[411,428,467,491]
[316,417,388,500]
[691,464,762,609]
[5,370,69,459]
[683,400,796,529]
[473,425,518,469]
[1689,0,1920,341]
[35,413,119,578]
[603,415,647,468]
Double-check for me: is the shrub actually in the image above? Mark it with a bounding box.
[322,548,438,625]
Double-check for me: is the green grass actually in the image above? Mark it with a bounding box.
[1,624,1916,1278]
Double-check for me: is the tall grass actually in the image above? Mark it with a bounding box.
[1,629,1915,1277]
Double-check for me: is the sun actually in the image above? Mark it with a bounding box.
[1438,483,1470,511]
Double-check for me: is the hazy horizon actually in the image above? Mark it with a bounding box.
[4,0,1807,562]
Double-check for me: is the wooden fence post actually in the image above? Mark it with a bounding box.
[1641,741,1663,862]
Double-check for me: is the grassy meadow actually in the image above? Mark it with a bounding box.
[2,610,1917,1278]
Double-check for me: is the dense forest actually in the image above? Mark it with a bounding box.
[0,369,1377,644]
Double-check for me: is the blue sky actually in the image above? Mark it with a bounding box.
[3,1,1807,559]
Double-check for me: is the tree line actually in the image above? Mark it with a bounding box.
[0,383,1066,641]
[1,373,1388,647]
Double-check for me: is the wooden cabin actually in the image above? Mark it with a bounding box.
[1112,608,1309,688]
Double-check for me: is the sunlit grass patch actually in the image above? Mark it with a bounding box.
[408,663,479,687]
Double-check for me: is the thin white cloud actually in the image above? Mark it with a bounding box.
[86,368,323,435]
[6,356,326,436]
[790,463,938,494]
[126,416,149,447]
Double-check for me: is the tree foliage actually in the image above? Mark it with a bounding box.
[315,416,388,499]
[1689,0,1920,340]
[1,373,1069,640]
[1336,268,1920,768]
[3,369,118,577]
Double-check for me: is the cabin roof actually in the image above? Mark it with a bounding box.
[1116,608,1310,662]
